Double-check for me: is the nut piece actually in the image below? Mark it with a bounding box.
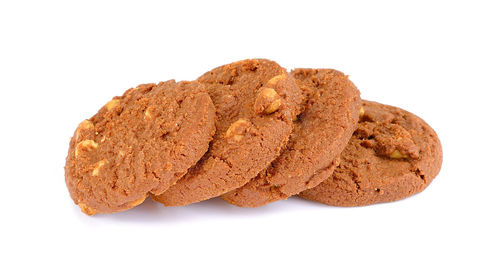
[267,74,287,85]
[127,195,148,208]
[75,120,94,140]
[105,99,120,111]
[78,120,94,130]
[359,107,365,118]
[78,203,97,216]
[254,88,282,114]
[225,119,251,142]
[144,108,152,119]
[253,74,286,114]
[92,160,106,176]
[75,140,98,157]
[389,150,408,159]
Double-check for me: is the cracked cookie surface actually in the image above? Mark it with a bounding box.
[65,80,216,215]
[152,59,303,206]
[299,100,442,206]
[221,68,361,207]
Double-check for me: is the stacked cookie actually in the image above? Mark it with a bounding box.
[65,59,442,215]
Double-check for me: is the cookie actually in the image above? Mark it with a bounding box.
[299,100,442,206]
[221,68,361,207]
[65,80,216,215]
[152,59,303,206]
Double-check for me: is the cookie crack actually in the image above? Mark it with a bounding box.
[411,168,426,183]
[302,162,335,188]
[343,169,362,192]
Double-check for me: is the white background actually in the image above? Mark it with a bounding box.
[1,1,498,262]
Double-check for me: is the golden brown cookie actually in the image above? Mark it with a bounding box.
[221,69,361,207]
[299,100,442,206]
[65,80,216,215]
[153,59,303,206]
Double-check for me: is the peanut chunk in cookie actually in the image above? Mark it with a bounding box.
[92,160,106,176]
[225,119,251,142]
[78,120,94,130]
[254,88,282,114]
[144,108,152,119]
[127,195,148,208]
[105,99,120,111]
[75,140,98,157]
[78,203,97,216]
[389,150,408,159]
[267,74,286,85]
[75,120,94,140]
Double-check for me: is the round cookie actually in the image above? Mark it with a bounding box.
[152,59,303,206]
[299,100,442,206]
[65,80,216,215]
[221,68,361,207]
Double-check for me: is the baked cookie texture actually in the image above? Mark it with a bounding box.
[152,59,303,206]
[299,100,442,206]
[221,69,361,207]
[65,81,216,215]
